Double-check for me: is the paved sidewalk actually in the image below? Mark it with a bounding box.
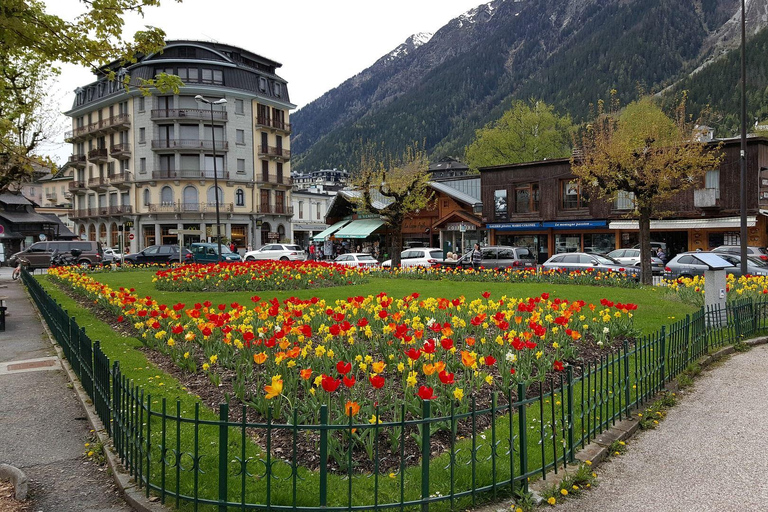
[0,267,131,511]
[557,344,768,512]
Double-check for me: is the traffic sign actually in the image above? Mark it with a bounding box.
[129,233,135,241]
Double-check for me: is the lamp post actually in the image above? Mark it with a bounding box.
[740,0,748,275]
[195,94,227,262]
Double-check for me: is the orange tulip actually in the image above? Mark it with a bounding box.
[344,400,361,417]
[264,375,283,399]
[253,352,268,364]
[300,368,312,380]
[461,350,476,368]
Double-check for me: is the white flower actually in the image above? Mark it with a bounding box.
[505,351,517,363]
[597,341,604,347]
[603,327,610,334]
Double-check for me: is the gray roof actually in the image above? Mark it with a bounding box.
[338,189,392,211]
[0,211,54,224]
[41,214,77,238]
[429,179,481,205]
[0,193,32,206]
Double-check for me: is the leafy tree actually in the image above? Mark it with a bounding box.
[466,99,574,170]
[572,93,723,284]
[352,143,433,267]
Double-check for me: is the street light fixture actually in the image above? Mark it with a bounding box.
[195,94,227,262]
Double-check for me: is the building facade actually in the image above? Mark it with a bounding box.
[64,40,294,252]
[291,190,334,249]
[481,137,768,263]
[292,169,349,192]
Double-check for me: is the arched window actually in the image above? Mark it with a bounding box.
[143,188,150,206]
[277,224,285,242]
[183,186,199,211]
[235,188,245,206]
[207,186,223,206]
[260,222,270,246]
[161,186,174,205]
[88,224,96,241]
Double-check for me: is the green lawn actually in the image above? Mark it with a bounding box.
[35,270,699,511]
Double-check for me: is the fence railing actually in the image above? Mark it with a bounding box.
[22,270,768,511]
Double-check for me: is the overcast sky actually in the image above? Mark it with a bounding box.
[42,0,484,164]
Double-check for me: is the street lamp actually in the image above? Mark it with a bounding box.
[195,94,227,262]
[739,0,748,275]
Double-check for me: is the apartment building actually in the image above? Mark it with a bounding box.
[64,40,295,251]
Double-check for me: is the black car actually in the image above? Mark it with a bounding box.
[123,245,192,265]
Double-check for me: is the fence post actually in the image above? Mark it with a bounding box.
[623,340,630,418]
[517,383,528,493]
[684,314,690,366]
[421,399,431,512]
[659,325,666,386]
[218,403,229,512]
[319,404,328,508]
[566,367,574,463]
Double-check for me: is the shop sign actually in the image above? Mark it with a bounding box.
[487,222,542,231]
[268,231,280,240]
[542,220,607,229]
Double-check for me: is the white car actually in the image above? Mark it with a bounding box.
[243,244,307,262]
[103,247,124,263]
[381,247,444,268]
[333,253,380,268]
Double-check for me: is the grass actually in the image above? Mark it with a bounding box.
[33,270,708,511]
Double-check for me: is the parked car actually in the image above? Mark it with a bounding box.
[333,253,380,268]
[663,252,768,280]
[189,242,242,263]
[441,246,536,271]
[606,248,664,275]
[103,247,124,263]
[711,245,768,262]
[243,244,307,262]
[632,241,668,253]
[8,240,103,269]
[381,248,444,268]
[541,252,641,279]
[123,245,192,265]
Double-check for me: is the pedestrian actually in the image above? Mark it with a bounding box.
[229,241,235,253]
[309,243,316,261]
[656,247,666,263]
[318,246,324,261]
[471,243,483,270]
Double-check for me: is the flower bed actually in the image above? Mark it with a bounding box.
[375,265,642,288]
[152,260,369,292]
[664,274,768,306]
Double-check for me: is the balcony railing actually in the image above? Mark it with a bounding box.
[45,192,57,200]
[255,173,292,186]
[87,148,109,162]
[64,113,131,141]
[108,205,133,215]
[88,176,109,189]
[150,108,227,122]
[68,154,87,167]
[110,143,131,159]
[151,169,230,180]
[255,117,292,133]
[257,145,291,160]
[69,181,88,193]
[109,172,132,187]
[147,202,234,213]
[256,204,293,216]
[151,139,229,151]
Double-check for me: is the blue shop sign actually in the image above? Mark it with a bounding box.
[487,222,543,231]
[542,220,607,229]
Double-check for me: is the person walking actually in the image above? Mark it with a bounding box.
[309,243,316,261]
[656,247,667,263]
[471,243,483,270]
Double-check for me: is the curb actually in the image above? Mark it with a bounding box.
[26,286,167,512]
[0,463,28,501]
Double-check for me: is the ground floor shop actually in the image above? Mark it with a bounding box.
[489,216,767,261]
[311,218,386,260]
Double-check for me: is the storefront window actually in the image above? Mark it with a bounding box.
[583,233,615,255]
[555,234,581,254]
[494,189,507,220]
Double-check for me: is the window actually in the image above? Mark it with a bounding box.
[615,190,635,210]
[138,97,145,112]
[161,186,174,205]
[183,186,198,209]
[514,183,539,213]
[259,77,267,92]
[139,158,146,173]
[139,127,145,143]
[705,169,720,199]
[561,180,587,209]
[316,202,321,219]
[261,160,269,181]
[236,189,245,206]
[237,159,245,173]
[494,189,507,219]
[236,129,245,145]
[298,200,304,219]
[274,82,282,97]
[207,186,223,205]
[235,99,244,114]
[143,189,150,206]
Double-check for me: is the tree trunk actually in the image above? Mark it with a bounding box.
[391,216,404,267]
[638,206,653,285]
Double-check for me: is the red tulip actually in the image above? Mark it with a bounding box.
[369,375,385,389]
[485,356,496,366]
[405,348,421,361]
[482,291,491,299]
[438,370,455,385]
[343,375,356,388]
[441,338,454,351]
[417,386,436,400]
[336,361,352,375]
[321,374,341,393]
[554,360,564,372]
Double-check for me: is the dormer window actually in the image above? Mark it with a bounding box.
[274,82,281,97]
[259,77,267,92]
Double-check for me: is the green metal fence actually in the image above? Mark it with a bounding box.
[22,270,768,511]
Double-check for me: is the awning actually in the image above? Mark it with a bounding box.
[294,223,328,232]
[0,211,56,224]
[609,216,757,230]
[312,220,350,242]
[332,218,385,239]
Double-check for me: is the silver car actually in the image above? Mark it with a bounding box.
[606,248,664,275]
[663,252,768,280]
[381,248,444,268]
[243,244,307,262]
[542,252,641,279]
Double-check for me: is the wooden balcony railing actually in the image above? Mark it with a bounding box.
[257,145,291,160]
[151,139,229,151]
[256,204,293,216]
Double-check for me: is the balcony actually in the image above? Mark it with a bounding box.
[694,188,720,209]
[109,172,132,189]
[150,169,230,181]
[110,143,131,159]
[68,154,87,168]
[255,173,292,187]
[151,108,227,122]
[69,181,88,194]
[258,145,291,161]
[87,147,109,163]
[70,208,94,219]
[255,116,292,134]
[108,205,133,215]
[45,192,57,201]
[65,123,98,142]
[147,202,234,213]
[151,139,229,152]
[98,113,131,134]
[88,176,110,191]
[256,204,293,216]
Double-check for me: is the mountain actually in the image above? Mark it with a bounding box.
[291,0,768,172]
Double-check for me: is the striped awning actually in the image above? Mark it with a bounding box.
[332,218,385,239]
[311,220,350,242]
[609,216,756,230]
